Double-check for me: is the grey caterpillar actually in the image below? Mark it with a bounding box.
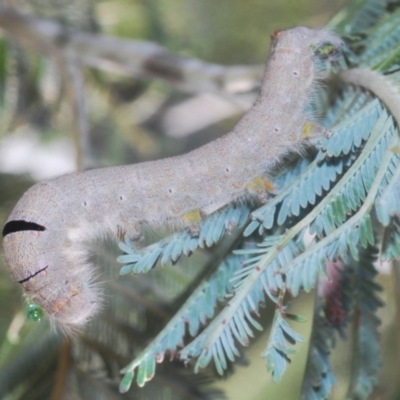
[2,27,344,332]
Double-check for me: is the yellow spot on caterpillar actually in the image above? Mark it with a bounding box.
[301,121,314,138]
[263,179,275,192]
[301,121,327,139]
[246,177,274,203]
[182,209,202,226]
[182,209,203,236]
[246,177,275,192]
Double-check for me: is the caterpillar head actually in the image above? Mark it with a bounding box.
[2,218,100,334]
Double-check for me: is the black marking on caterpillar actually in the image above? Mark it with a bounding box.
[2,220,46,237]
[18,265,48,284]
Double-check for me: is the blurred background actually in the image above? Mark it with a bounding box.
[3,0,400,399]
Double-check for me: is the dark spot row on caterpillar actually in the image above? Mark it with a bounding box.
[18,265,48,284]
[2,220,46,238]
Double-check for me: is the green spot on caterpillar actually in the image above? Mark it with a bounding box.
[313,43,337,57]
[27,303,44,322]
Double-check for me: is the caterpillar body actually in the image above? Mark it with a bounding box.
[2,27,344,331]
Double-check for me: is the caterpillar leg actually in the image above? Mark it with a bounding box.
[301,121,332,140]
[182,209,203,236]
[118,222,142,242]
[279,121,331,150]
[246,177,275,203]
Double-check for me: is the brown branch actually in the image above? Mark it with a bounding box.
[0,6,263,94]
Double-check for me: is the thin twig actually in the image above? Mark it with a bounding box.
[50,339,71,400]
[61,58,93,170]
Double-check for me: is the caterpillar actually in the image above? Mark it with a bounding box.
[2,27,344,332]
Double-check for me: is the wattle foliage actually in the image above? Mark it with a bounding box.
[117,1,400,398]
